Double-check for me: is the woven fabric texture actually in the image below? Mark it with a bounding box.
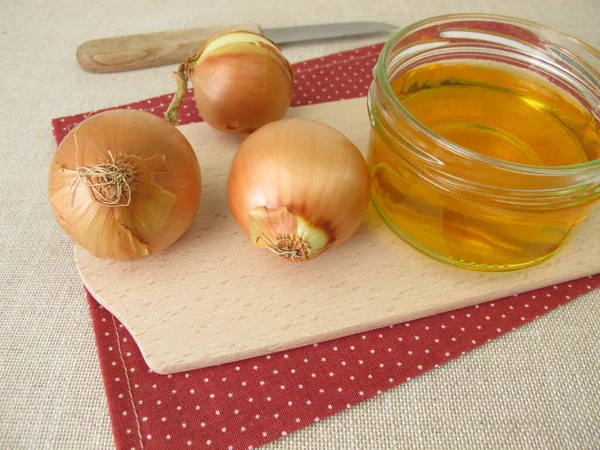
[1,0,599,448]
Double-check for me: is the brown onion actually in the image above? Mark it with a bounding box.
[227,118,371,261]
[165,30,294,134]
[48,109,201,261]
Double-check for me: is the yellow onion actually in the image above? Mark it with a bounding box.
[165,30,294,134]
[227,118,371,261]
[48,109,201,261]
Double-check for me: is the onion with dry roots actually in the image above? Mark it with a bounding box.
[48,109,202,261]
[227,118,371,261]
[166,30,294,134]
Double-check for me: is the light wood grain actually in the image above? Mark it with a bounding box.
[76,24,261,73]
[75,97,600,374]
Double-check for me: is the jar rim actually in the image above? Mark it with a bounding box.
[375,13,600,174]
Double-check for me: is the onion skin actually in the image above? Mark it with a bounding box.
[166,30,294,134]
[48,109,201,261]
[191,51,293,133]
[227,118,371,261]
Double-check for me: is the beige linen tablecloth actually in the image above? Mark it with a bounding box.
[1,1,599,448]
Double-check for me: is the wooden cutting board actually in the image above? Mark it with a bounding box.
[75,97,600,374]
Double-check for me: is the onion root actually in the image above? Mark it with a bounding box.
[72,151,134,207]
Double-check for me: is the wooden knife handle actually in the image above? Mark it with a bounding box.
[76,24,262,73]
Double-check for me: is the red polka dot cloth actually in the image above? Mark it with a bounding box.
[51,43,600,450]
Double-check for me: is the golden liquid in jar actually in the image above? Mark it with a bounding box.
[369,61,600,270]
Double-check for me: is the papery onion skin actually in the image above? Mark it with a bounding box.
[48,109,201,261]
[166,30,293,134]
[227,118,371,261]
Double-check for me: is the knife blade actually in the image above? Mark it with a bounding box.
[263,21,397,44]
[76,22,396,73]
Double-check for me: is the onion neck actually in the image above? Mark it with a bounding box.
[249,206,330,261]
[165,62,190,125]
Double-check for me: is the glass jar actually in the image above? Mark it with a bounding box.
[367,14,600,271]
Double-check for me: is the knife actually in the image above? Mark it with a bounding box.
[76,22,397,73]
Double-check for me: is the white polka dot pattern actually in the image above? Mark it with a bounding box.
[86,273,599,449]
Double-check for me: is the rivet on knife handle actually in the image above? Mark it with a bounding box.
[76,24,262,73]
